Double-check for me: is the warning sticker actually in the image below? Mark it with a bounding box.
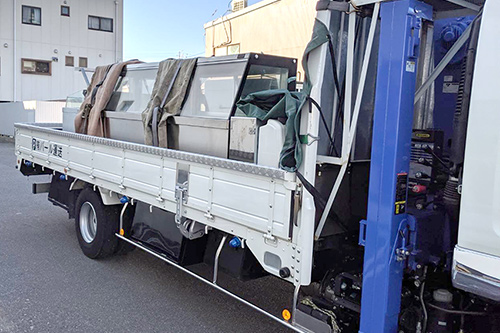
[395,173,408,215]
[443,82,459,94]
[444,75,454,82]
[406,61,416,73]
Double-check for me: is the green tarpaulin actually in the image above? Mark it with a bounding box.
[236,19,331,172]
[237,90,305,172]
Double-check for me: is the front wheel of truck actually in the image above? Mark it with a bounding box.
[75,188,120,259]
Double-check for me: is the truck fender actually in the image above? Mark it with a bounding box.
[69,179,86,191]
[97,187,122,206]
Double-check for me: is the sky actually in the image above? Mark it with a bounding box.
[123,0,260,62]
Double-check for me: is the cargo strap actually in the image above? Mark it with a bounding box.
[296,171,327,212]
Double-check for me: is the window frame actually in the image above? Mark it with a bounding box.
[88,15,113,33]
[65,56,74,67]
[21,58,51,76]
[78,57,88,68]
[61,5,70,17]
[22,5,42,26]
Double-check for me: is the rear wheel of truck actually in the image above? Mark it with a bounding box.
[75,188,120,259]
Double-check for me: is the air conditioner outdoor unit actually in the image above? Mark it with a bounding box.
[231,0,248,12]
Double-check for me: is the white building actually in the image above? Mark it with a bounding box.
[0,0,123,102]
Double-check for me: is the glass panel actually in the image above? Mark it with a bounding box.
[181,62,247,119]
[36,61,50,74]
[22,7,31,23]
[101,18,113,32]
[107,68,158,113]
[22,6,41,25]
[228,44,240,55]
[79,57,88,68]
[65,56,74,67]
[88,16,100,30]
[214,47,227,56]
[31,8,41,25]
[61,6,70,16]
[22,60,36,73]
[240,65,289,98]
[66,90,84,108]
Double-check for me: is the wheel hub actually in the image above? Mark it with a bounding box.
[79,202,97,243]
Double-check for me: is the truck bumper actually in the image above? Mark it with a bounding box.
[453,246,500,302]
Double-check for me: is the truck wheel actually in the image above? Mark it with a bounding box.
[75,188,120,259]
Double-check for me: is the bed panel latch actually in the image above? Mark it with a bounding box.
[175,182,188,225]
[175,163,190,226]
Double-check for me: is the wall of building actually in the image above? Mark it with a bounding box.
[0,0,123,102]
[204,0,317,82]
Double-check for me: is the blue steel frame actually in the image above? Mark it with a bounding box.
[359,1,432,332]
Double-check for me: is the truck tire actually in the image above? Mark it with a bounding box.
[75,188,120,259]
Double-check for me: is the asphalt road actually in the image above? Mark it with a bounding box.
[0,137,294,333]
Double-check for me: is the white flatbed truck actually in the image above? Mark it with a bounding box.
[13,0,500,332]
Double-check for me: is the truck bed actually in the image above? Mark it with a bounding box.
[14,123,301,283]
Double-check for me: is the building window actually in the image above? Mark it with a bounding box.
[79,57,88,68]
[21,59,51,75]
[214,44,240,56]
[61,6,70,17]
[88,15,113,32]
[228,44,240,55]
[22,5,41,26]
[65,56,74,67]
